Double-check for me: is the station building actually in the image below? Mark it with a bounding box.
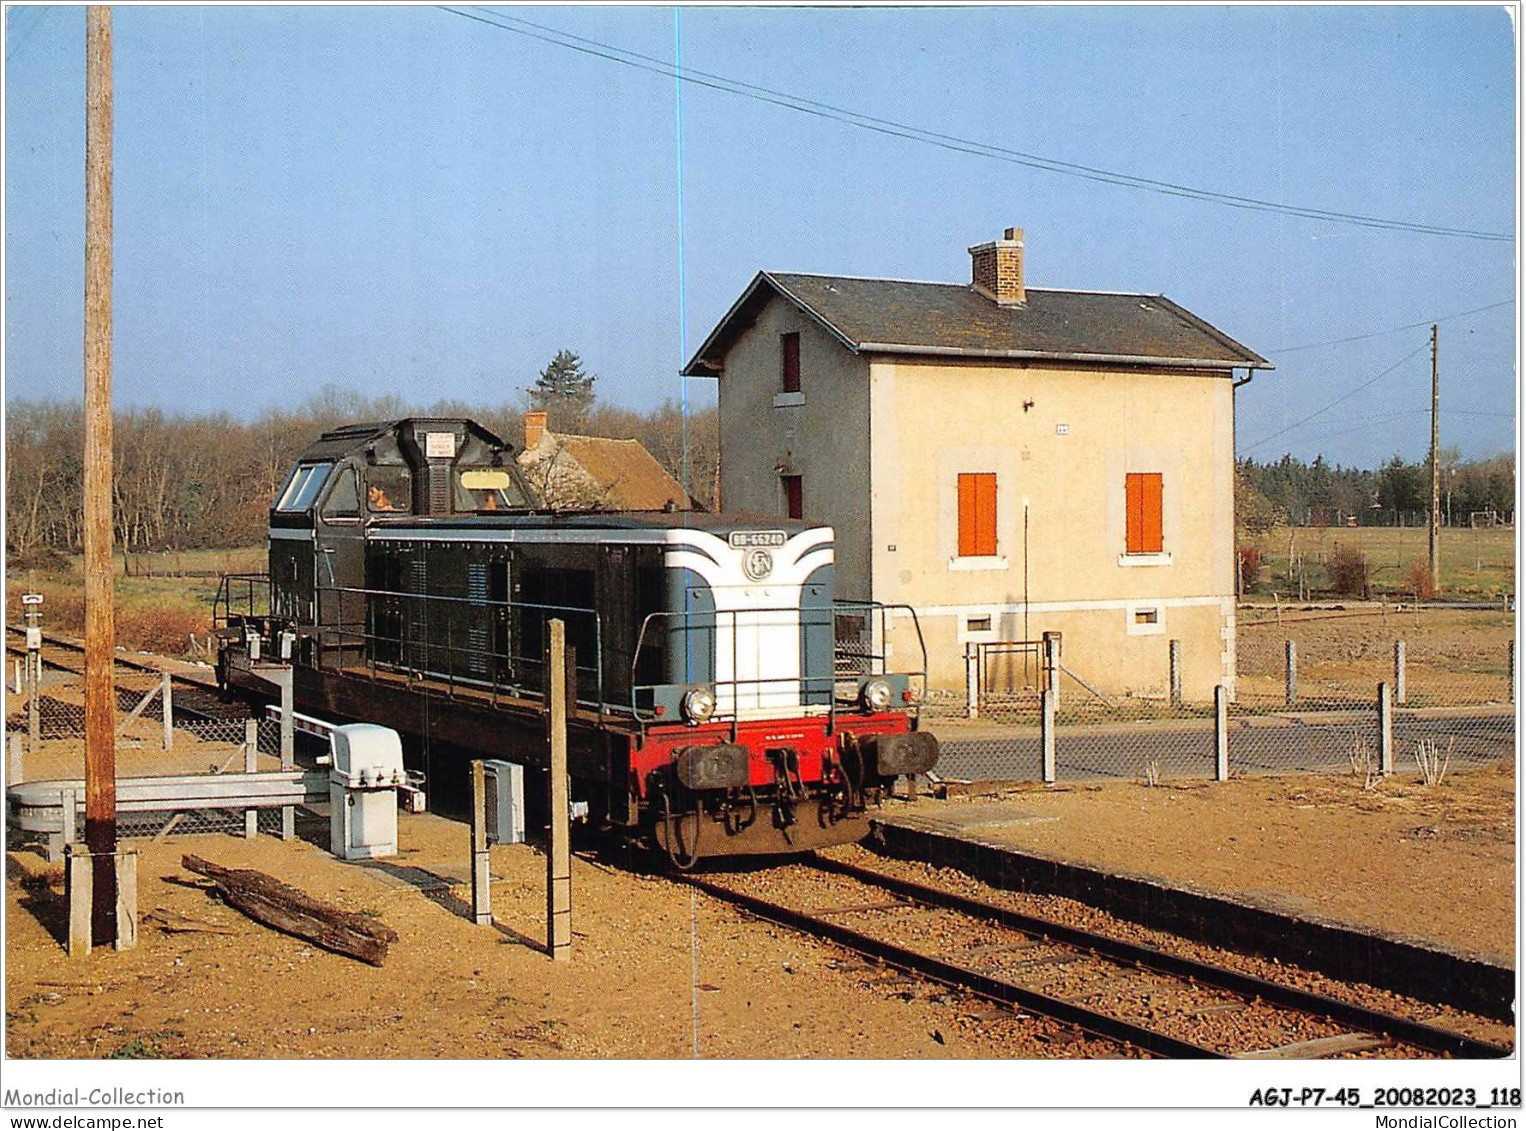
[682,229,1271,700]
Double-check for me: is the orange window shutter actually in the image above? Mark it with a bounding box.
[1142,473,1163,553]
[958,474,978,556]
[1125,474,1144,553]
[976,473,997,555]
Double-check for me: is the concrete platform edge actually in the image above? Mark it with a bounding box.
[867,817,1515,1022]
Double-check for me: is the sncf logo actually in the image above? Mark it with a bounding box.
[743,548,774,581]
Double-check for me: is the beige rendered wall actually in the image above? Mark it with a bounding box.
[870,356,1236,700]
[716,295,874,600]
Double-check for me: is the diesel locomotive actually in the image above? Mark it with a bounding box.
[216,418,939,864]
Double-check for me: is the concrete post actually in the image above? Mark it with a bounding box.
[1169,639,1183,710]
[279,669,295,841]
[1378,682,1394,776]
[66,845,93,958]
[547,619,572,962]
[1040,688,1056,785]
[1393,641,1407,706]
[13,658,21,694]
[160,672,172,751]
[7,733,22,787]
[470,760,491,926]
[1284,641,1298,707]
[964,645,979,720]
[62,787,78,849]
[1044,634,1061,711]
[1214,684,1229,782]
[114,850,138,951]
[243,718,258,839]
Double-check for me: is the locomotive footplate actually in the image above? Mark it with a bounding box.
[652,805,872,858]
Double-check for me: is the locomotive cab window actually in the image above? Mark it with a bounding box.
[322,468,361,519]
[455,467,528,512]
[275,462,333,512]
[366,466,411,513]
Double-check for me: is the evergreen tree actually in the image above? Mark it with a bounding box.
[527,350,597,426]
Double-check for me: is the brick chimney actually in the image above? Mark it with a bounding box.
[969,227,1026,306]
[523,410,548,451]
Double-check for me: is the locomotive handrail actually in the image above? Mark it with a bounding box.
[628,605,839,742]
[626,599,928,742]
[312,584,611,722]
[213,573,271,631]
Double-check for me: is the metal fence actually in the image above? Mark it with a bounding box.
[925,635,1513,786]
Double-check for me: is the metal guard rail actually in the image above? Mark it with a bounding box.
[311,584,612,724]
[214,573,271,630]
[627,600,929,742]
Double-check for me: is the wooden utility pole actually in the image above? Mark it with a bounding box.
[546,619,572,961]
[1428,323,1441,594]
[83,5,118,944]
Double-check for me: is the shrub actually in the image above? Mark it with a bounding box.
[1325,544,1369,597]
[7,544,72,574]
[116,604,210,656]
[1403,558,1437,602]
[1236,545,1263,589]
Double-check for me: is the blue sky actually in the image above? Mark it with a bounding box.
[4,4,1516,465]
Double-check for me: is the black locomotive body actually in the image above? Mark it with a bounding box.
[218,418,938,863]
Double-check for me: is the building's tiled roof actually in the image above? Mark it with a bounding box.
[682,272,1271,375]
[534,432,694,511]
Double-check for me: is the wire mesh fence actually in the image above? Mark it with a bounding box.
[924,632,1513,786]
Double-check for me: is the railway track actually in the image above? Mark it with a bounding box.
[4,625,243,725]
[682,854,1511,1060]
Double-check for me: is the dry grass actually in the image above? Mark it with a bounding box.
[1415,736,1455,787]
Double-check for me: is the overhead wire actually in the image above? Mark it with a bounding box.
[1240,342,1431,453]
[438,5,1512,242]
[1269,300,1514,354]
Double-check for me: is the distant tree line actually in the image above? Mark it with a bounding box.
[6,370,719,556]
[1237,449,1515,533]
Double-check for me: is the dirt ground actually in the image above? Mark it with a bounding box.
[6,756,1514,1060]
[1235,606,1513,705]
[5,813,1130,1061]
[909,759,1515,961]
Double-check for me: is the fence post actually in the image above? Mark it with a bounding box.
[470,759,492,926]
[7,733,22,787]
[160,672,172,751]
[964,645,979,720]
[1284,641,1298,707]
[1213,684,1229,781]
[12,658,21,694]
[1040,688,1056,785]
[243,718,259,838]
[1392,641,1406,706]
[279,670,295,841]
[1169,639,1183,710]
[1378,681,1393,776]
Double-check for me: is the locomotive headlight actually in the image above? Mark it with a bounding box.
[860,679,894,713]
[682,686,717,723]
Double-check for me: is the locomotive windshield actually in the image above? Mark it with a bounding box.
[455,467,528,512]
[275,462,333,512]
